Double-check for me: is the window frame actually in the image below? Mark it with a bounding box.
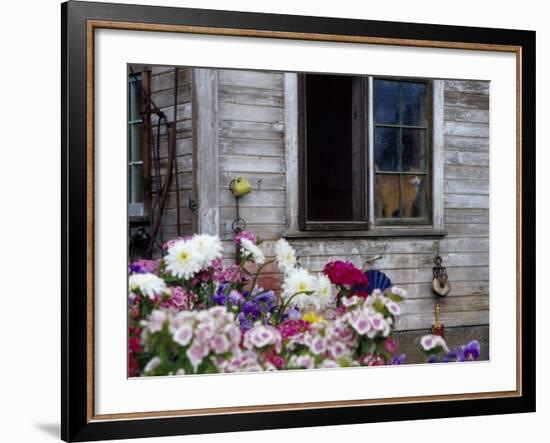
[289,73,445,238]
[128,70,152,221]
[371,76,433,227]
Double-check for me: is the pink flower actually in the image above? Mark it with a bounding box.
[278,319,311,339]
[215,264,247,284]
[234,230,256,244]
[309,335,327,355]
[173,323,193,346]
[384,337,398,354]
[186,343,209,369]
[210,334,230,354]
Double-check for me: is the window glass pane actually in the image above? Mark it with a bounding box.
[374,127,400,171]
[306,74,361,221]
[375,174,400,219]
[129,123,143,162]
[374,80,400,124]
[401,175,426,218]
[129,76,142,121]
[402,128,426,172]
[401,82,426,126]
[129,164,144,204]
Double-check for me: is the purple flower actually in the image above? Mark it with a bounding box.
[286,308,302,321]
[462,340,481,360]
[390,354,406,365]
[237,312,252,331]
[254,291,276,313]
[427,355,439,364]
[228,290,244,305]
[242,300,260,319]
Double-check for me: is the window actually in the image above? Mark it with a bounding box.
[128,72,146,218]
[298,74,434,232]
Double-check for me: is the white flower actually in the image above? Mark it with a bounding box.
[239,238,265,265]
[281,268,316,309]
[192,234,223,268]
[390,286,407,297]
[244,324,281,351]
[164,239,202,279]
[348,311,371,335]
[173,323,193,347]
[274,238,297,274]
[420,335,449,353]
[144,356,161,374]
[313,274,334,310]
[384,299,402,316]
[143,310,168,333]
[129,273,167,299]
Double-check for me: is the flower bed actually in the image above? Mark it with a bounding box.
[128,232,480,376]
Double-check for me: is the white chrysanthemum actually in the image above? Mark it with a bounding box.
[281,268,316,309]
[313,274,334,310]
[164,239,202,279]
[129,273,167,299]
[239,238,265,265]
[274,238,297,274]
[191,234,222,268]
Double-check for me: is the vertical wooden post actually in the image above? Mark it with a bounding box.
[192,69,219,236]
[141,69,152,216]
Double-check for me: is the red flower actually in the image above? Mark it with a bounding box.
[323,261,369,297]
[278,319,311,339]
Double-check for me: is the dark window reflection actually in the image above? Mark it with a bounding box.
[306,74,359,221]
[374,80,400,125]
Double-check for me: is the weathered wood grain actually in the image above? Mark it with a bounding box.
[445,135,489,151]
[219,138,284,158]
[444,209,489,224]
[445,223,489,237]
[395,310,488,331]
[219,84,284,107]
[220,102,283,123]
[444,194,490,209]
[445,121,490,138]
[219,70,284,90]
[220,207,285,225]
[219,120,284,140]
[445,107,489,124]
[220,172,285,191]
[444,91,489,110]
[220,189,285,208]
[444,80,490,95]
[444,164,489,180]
[220,154,285,174]
[445,179,489,195]
[444,150,489,167]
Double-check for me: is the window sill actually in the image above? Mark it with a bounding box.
[283,227,447,240]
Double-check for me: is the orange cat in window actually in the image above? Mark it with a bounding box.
[376,175,422,218]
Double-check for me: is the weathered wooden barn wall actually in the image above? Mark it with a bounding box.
[149,66,195,247]
[213,69,490,361]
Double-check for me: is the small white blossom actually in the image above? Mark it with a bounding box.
[274,238,297,274]
[239,238,265,265]
[129,273,167,299]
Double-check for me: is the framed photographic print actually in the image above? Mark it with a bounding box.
[61,1,536,441]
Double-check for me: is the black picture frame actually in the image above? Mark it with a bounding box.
[62,1,536,441]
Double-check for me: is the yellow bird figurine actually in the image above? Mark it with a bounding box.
[230,176,252,198]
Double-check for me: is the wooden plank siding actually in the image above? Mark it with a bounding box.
[213,71,490,345]
[216,70,287,242]
[150,68,490,352]
[149,66,195,251]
